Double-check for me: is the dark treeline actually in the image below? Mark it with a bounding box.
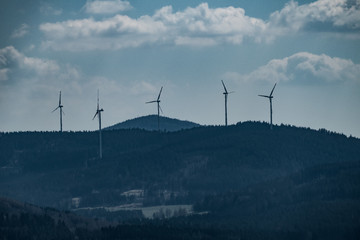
[1,208,358,240]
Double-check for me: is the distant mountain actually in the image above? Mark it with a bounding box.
[105,115,200,132]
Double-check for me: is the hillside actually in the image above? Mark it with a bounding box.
[0,197,109,239]
[0,122,360,238]
[0,197,299,240]
[105,115,200,131]
[0,197,237,240]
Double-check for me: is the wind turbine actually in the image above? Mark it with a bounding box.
[221,80,234,126]
[93,90,104,159]
[146,86,163,131]
[258,83,277,129]
[52,91,64,132]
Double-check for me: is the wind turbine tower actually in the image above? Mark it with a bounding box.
[93,90,104,159]
[258,83,277,129]
[146,86,163,131]
[52,91,64,132]
[221,80,234,126]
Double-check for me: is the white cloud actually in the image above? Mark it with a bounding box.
[269,0,360,33]
[40,3,267,51]
[39,0,360,51]
[0,46,158,102]
[11,24,29,38]
[40,3,63,16]
[0,46,82,88]
[0,46,60,81]
[84,0,132,14]
[39,14,167,51]
[225,52,360,84]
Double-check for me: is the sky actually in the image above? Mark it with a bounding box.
[0,0,359,137]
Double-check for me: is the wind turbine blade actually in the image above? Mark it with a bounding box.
[159,105,163,114]
[221,80,228,93]
[146,100,157,104]
[157,86,163,101]
[59,91,62,105]
[228,91,235,94]
[258,95,269,98]
[270,83,277,97]
[62,109,65,116]
[92,111,98,120]
[52,106,59,113]
[97,89,100,110]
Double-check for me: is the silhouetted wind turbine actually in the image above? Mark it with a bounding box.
[52,91,64,132]
[146,86,163,131]
[221,80,234,126]
[93,90,104,159]
[258,83,277,129]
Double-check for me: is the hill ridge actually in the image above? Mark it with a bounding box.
[105,114,200,132]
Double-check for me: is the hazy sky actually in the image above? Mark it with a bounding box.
[0,0,359,137]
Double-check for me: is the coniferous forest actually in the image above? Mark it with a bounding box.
[1,119,360,239]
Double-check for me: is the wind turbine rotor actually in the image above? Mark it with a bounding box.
[157,86,163,101]
[270,83,277,97]
[221,80,228,94]
[52,106,60,113]
[92,111,99,120]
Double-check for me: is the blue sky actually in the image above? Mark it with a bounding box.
[0,0,359,137]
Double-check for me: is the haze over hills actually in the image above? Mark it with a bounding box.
[105,115,201,132]
[0,122,359,239]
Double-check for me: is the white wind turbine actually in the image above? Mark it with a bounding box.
[221,80,234,126]
[258,83,277,129]
[93,90,104,159]
[146,86,163,131]
[52,91,64,132]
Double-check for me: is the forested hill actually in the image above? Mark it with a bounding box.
[0,122,358,207]
[105,115,200,131]
[0,122,360,238]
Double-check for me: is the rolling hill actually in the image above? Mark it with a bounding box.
[0,122,359,238]
[105,115,200,131]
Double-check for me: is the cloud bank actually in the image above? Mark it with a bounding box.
[39,0,360,51]
[269,0,360,33]
[225,52,360,84]
[0,46,157,97]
